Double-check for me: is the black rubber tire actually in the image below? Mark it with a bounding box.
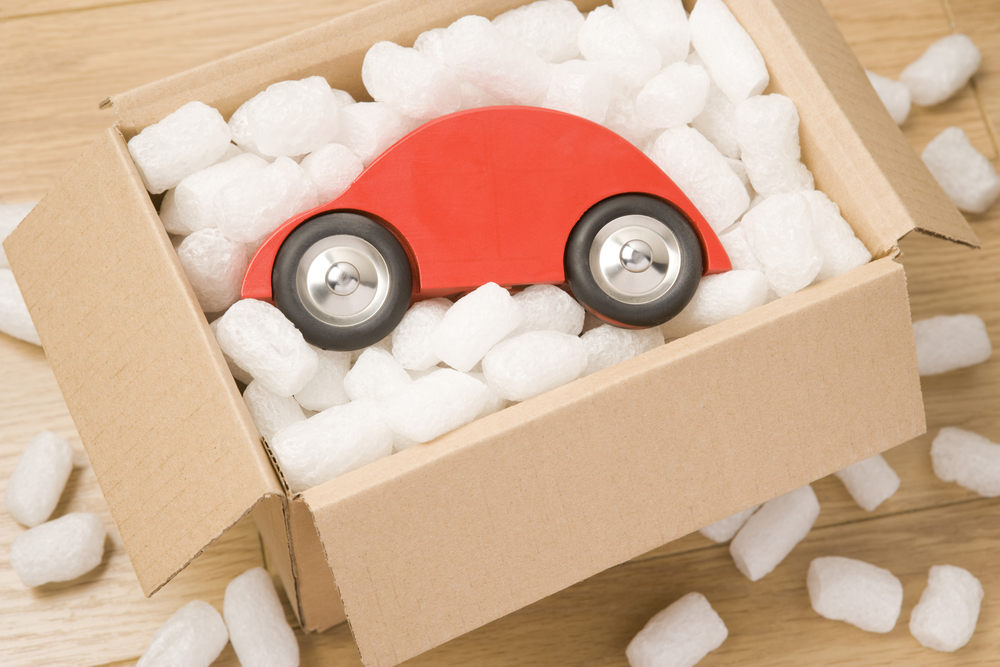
[564,194,703,328]
[272,212,412,351]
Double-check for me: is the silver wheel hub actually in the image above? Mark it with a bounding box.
[297,235,390,327]
[619,240,653,273]
[589,214,682,304]
[326,262,360,295]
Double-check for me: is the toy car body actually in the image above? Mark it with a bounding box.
[242,106,731,350]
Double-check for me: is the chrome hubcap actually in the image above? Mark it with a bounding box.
[588,214,682,304]
[619,240,653,273]
[326,261,360,295]
[297,235,390,327]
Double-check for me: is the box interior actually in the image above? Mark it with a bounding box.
[107,0,977,257]
[109,0,605,140]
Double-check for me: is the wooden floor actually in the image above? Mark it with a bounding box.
[1,0,997,665]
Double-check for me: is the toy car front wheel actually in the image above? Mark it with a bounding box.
[272,212,412,351]
[564,194,703,328]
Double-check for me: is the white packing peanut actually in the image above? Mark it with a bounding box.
[224,568,300,667]
[10,512,106,587]
[5,431,74,528]
[136,600,229,667]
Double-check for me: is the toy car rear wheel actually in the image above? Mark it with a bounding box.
[564,194,703,328]
[272,212,412,351]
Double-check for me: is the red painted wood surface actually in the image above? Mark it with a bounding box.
[242,106,731,301]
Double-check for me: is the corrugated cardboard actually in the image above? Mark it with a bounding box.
[306,257,923,666]
[726,0,978,252]
[5,126,283,595]
[252,492,347,630]
[3,0,978,665]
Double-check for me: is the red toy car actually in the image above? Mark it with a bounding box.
[242,106,730,350]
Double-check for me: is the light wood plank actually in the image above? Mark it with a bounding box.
[0,341,268,667]
[2,0,999,665]
[0,0,153,22]
[0,0,376,202]
[947,0,1000,154]
[822,0,995,159]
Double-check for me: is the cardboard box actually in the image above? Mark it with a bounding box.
[5,0,979,665]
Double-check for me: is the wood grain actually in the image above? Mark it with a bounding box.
[0,344,267,667]
[944,0,1000,151]
[822,0,995,158]
[0,0,155,22]
[1,0,998,666]
[0,0,375,202]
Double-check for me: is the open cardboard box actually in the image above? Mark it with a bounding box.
[5,0,980,665]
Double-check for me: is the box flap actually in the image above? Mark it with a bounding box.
[4,127,283,595]
[108,0,602,140]
[727,0,978,253]
[304,257,924,667]
[252,493,346,632]
[288,496,346,631]
[252,495,299,617]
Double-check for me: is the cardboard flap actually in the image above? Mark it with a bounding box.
[109,0,602,139]
[303,257,925,667]
[4,128,283,595]
[728,0,978,253]
[252,493,347,632]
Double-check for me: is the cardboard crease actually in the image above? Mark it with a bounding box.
[146,491,284,597]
